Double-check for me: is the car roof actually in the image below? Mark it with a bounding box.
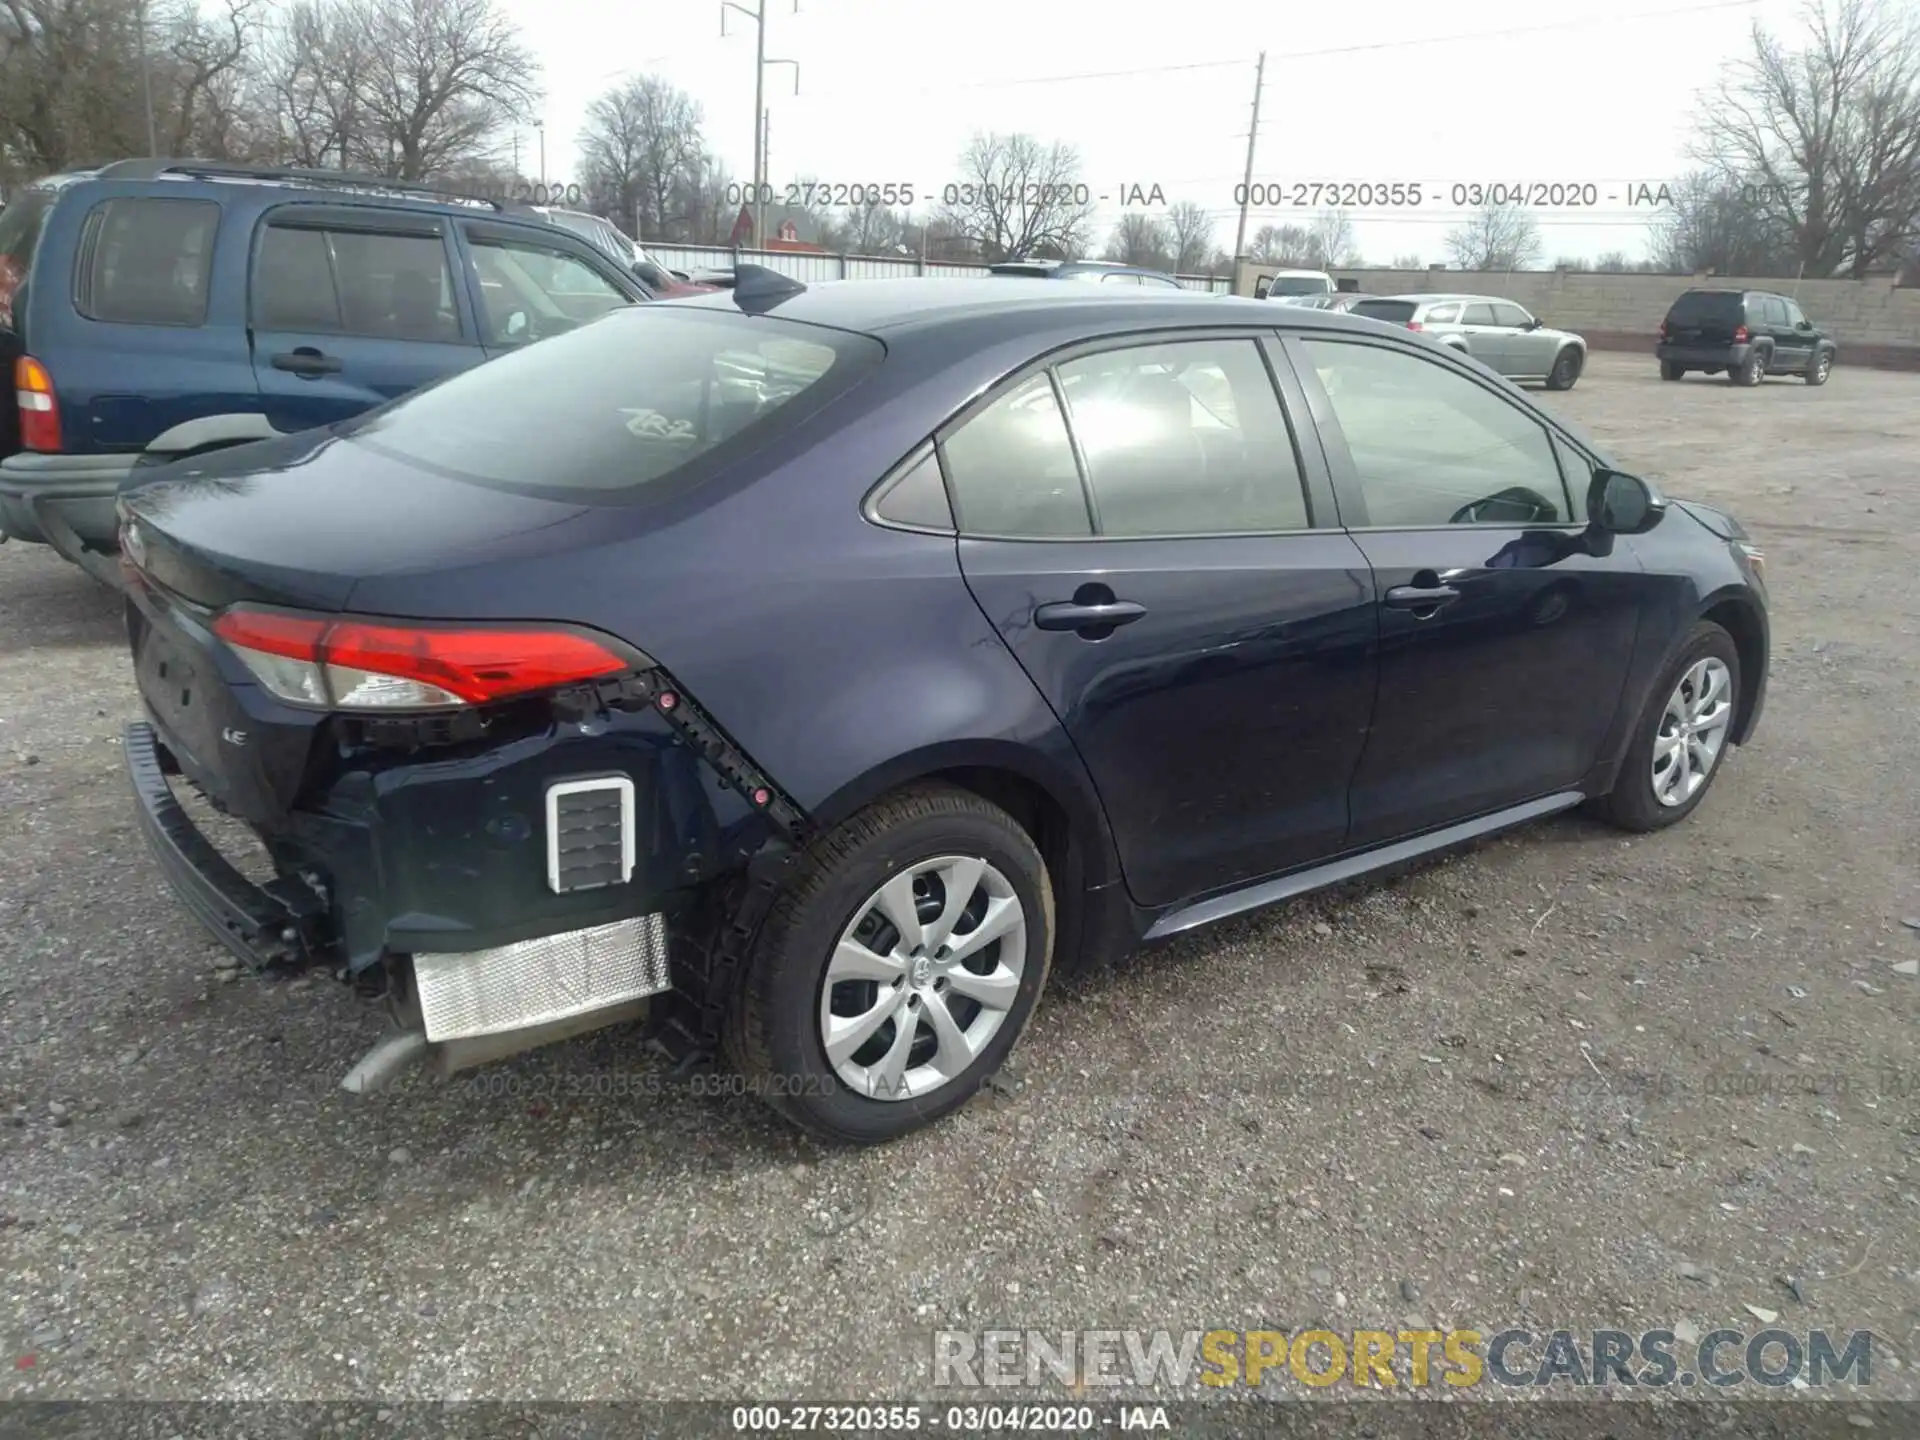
[1267,268,1333,277]
[659,276,1397,340]
[1383,293,1510,304]
[36,159,517,221]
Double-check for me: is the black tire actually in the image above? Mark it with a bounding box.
[1659,360,1686,381]
[1730,350,1766,386]
[1804,348,1833,386]
[1593,621,1741,833]
[1544,347,1583,391]
[725,783,1053,1144]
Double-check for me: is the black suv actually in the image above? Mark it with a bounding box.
[1656,288,1836,387]
[0,160,651,582]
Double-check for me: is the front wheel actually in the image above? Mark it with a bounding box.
[1544,347,1583,391]
[1593,622,1741,832]
[725,784,1053,1143]
[1804,349,1833,386]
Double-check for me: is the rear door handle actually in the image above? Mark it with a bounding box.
[1033,600,1147,632]
[1384,584,1461,611]
[271,348,343,378]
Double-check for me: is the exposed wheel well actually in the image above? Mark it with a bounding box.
[923,765,1089,975]
[1701,598,1765,745]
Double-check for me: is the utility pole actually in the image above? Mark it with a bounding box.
[135,0,158,157]
[722,0,800,248]
[536,121,547,197]
[1232,51,1266,276]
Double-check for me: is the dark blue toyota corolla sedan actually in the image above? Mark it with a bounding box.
[115,270,1768,1143]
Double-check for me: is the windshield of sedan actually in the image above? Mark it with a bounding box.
[349,307,883,502]
[1267,276,1333,296]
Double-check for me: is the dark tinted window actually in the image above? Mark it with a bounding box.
[1783,299,1809,327]
[1350,299,1417,323]
[0,187,56,331]
[351,307,880,501]
[1056,338,1310,535]
[331,229,459,341]
[943,372,1091,537]
[78,198,219,326]
[1491,302,1532,327]
[253,225,341,330]
[873,450,954,530]
[1461,302,1498,326]
[1666,290,1744,324]
[1267,275,1332,296]
[1304,339,1571,527]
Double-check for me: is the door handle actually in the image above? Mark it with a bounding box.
[271,347,343,378]
[1033,600,1146,633]
[1384,584,1461,611]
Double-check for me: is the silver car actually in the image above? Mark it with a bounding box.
[1347,293,1587,390]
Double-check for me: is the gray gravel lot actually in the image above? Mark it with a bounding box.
[1,352,1917,1409]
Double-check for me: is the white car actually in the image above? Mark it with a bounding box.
[1257,268,1336,303]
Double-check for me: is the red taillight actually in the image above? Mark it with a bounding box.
[1406,321,1423,332]
[1732,325,1749,342]
[1659,320,1669,338]
[212,606,632,710]
[15,354,60,452]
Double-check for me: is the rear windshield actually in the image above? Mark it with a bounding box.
[1350,299,1418,323]
[349,305,883,503]
[1666,291,1744,323]
[0,188,57,332]
[1267,276,1332,296]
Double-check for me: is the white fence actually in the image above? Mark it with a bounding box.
[642,242,1231,293]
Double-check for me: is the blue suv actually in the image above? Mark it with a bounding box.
[0,160,651,581]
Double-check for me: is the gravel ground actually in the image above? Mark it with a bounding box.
[2,352,1917,1412]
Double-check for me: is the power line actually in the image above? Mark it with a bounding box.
[938,0,1758,92]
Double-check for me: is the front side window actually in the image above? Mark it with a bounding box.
[469,236,631,346]
[1491,302,1533,328]
[1303,339,1572,527]
[79,197,220,327]
[1055,339,1310,535]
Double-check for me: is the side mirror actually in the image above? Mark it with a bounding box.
[1524,319,1543,331]
[506,311,528,338]
[1588,469,1667,535]
[1796,319,1813,331]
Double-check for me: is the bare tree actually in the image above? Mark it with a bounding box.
[349,0,538,181]
[255,0,375,168]
[1165,199,1214,273]
[1444,204,1541,270]
[577,73,703,240]
[1248,223,1311,265]
[1552,255,1592,270]
[1307,209,1359,266]
[1692,0,1920,277]
[840,196,906,254]
[1594,250,1635,272]
[161,0,258,157]
[0,0,157,174]
[1651,170,1798,274]
[935,132,1096,261]
[1390,252,1425,269]
[1103,213,1172,270]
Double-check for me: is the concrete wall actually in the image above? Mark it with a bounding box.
[1233,262,1920,370]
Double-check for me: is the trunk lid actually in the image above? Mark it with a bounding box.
[120,427,594,612]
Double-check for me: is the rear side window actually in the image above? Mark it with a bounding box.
[349,306,882,502]
[1351,300,1417,324]
[253,223,460,342]
[942,372,1091,536]
[77,198,220,326]
[0,188,57,331]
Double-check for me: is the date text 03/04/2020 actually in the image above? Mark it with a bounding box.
[721,182,1179,209]
[1232,180,1685,208]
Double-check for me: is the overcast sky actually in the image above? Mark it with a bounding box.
[500,0,1810,264]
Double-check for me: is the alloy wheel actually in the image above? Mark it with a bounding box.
[1812,354,1831,383]
[819,855,1027,1101]
[1651,657,1734,807]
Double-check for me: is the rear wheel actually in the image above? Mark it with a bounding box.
[1594,622,1741,832]
[1804,349,1833,386]
[1730,351,1765,386]
[1545,347,1583,391]
[726,784,1053,1144]
[1660,360,1686,381]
